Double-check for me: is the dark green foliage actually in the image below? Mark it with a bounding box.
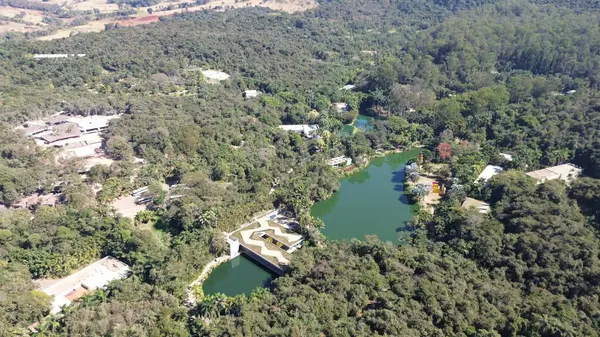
[56,280,190,336]
[3,0,600,334]
[107,0,160,7]
[1,207,132,278]
[204,238,599,336]
[569,177,600,230]
[0,262,51,331]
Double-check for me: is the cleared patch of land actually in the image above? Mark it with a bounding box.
[0,21,44,33]
[37,19,107,40]
[28,0,316,40]
[0,7,47,24]
[70,0,120,13]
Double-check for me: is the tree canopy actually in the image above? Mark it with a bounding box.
[3,0,600,335]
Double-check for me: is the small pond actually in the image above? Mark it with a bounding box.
[202,255,275,296]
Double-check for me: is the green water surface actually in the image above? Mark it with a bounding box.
[202,255,274,296]
[343,114,374,136]
[203,150,418,296]
[311,149,419,242]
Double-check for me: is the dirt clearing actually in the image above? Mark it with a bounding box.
[35,0,317,40]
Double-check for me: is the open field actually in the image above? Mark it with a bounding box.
[37,19,107,40]
[24,0,317,40]
[70,0,120,13]
[0,6,48,24]
[0,21,44,33]
[118,14,160,26]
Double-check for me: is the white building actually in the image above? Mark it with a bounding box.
[243,90,260,98]
[33,54,86,59]
[327,156,352,167]
[279,124,319,138]
[526,163,582,184]
[68,115,120,134]
[461,197,490,214]
[201,69,230,81]
[340,84,356,91]
[475,165,504,183]
[499,153,513,161]
[21,124,49,137]
[40,257,130,314]
[21,114,120,144]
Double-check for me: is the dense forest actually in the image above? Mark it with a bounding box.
[2,0,600,335]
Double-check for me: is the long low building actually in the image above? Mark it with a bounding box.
[279,124,319,138]
[39,122,82,144]
[19,115,120,159]
[33,54,86,59]
[69,115,119,134]
[39,256,130,314]
[327,156,352,167]
[22,124,49,137]
[526,163,582,184]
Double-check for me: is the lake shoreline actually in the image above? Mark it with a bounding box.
[185,255,231,305]
[312,149,420,242]
[340,146,417,177]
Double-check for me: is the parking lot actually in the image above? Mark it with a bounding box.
[111,195,148,219]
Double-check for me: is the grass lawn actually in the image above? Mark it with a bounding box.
[137,221,170,248]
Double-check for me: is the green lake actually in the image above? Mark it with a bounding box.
[202,256,275,296]
[203,149,418,296]
[311,149,419,242]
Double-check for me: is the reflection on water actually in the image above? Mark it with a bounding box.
[203,255,275,297]
[311,149,419,242]
[203,150,419,297]
[347,167,370,184]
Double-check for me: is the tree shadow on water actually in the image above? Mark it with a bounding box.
[347,168,370,184]
[391,169,406,192]
[391,169,411,206]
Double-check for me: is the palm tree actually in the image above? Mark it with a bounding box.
[229,294,246,316]
[81,294,98,308]
[198,209,218,228]
[250,287,270,303]
[213,293,231,317]
[199,295,219,319]
[34,315,60,336]
[95,288,110,304]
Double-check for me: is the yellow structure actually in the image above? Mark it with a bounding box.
[432,181,441,194]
